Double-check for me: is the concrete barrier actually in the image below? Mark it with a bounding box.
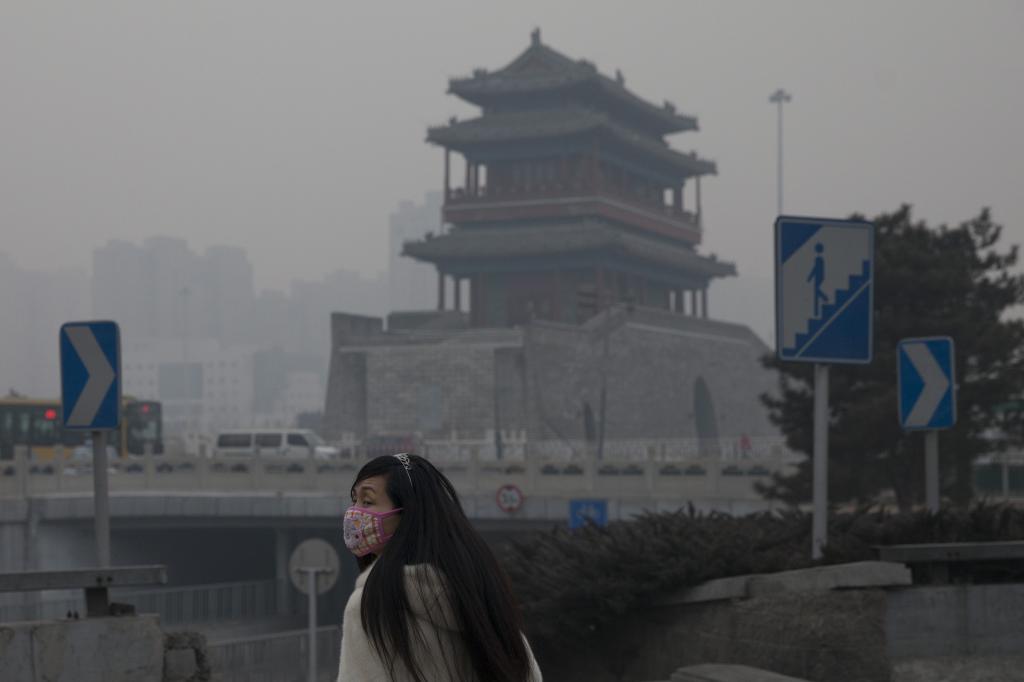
[541,561,1024,682]
[0,614,164,682]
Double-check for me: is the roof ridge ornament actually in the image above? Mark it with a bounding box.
[531,27,541,46]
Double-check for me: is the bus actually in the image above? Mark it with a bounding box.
[0,396,163,461]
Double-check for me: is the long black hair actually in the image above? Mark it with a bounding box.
[350,454,532,682]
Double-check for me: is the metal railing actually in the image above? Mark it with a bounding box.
[208,625,341,682]
[0,578,284,626]
[0,565,167,623]
[0,438,797,502]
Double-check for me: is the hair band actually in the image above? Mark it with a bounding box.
[393,453,413,487]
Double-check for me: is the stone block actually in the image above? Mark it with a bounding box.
[664,561,911,607]
[665,574,749,605]
[0,614,163,682]
[163,647,197,681]
[671,663,812,682]
[747,561,911,596]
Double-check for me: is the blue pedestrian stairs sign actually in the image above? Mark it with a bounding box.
[775,216,874,363]
[60,321,122,430]
[898,337,956,430]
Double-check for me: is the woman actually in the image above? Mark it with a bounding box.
[337,453,542,682]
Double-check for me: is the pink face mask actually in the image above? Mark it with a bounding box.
[343,506,403,557]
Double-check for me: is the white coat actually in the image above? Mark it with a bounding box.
[336,563,542,682]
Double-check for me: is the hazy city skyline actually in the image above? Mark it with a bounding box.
[3,1,1022,343]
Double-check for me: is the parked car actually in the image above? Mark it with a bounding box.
[212,429,340,460]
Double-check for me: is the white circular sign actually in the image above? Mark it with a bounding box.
[289,538,340,595]
[496,484,524,513]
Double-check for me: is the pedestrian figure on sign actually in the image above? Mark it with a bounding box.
[337,453,542,682]
[808,243,828,318]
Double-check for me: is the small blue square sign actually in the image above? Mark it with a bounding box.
[569,499,608,529]
[775,216,874,363]
[59,321,121,430]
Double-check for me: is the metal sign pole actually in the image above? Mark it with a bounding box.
[93,430,110,567]
[925,431,939,513]
[812,363,829,560]
[305,568,318,682]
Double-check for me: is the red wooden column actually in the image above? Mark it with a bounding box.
[444,149,450,201]
[696,176,703,226]
[437,271,446,311]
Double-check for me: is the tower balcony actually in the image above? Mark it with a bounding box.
[444,183,703,245]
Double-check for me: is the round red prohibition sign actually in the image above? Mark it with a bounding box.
[496,484,524,513]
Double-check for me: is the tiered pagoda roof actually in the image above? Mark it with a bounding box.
[428,108,715,177]
[427,30,715,182]
[447,30,697,136]
[404,221,735,279]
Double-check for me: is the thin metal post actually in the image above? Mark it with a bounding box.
[93,430,110,567]
[777,100,783,215]
[769,89,792,216]
[925,431,939,512]
[812,364,829,560]
[1003,450,1011,501]
[275,529,291,616]
[305,570,318,682]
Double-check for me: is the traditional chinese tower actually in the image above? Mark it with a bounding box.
[404,29,735,328]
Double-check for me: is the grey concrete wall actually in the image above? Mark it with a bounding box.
[537,589,890,682]
[537,565,1024,682]
[323,304,779,446]
[524,310,777,443]
[887,584,1024,659]
[365,341,501,438]
[0,615,164,682]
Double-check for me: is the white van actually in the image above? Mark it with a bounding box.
[213,429,339,460]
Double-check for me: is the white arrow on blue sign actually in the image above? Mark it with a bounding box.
[898,336,956,430]
[60,321,122,430]
[775,216,874,363]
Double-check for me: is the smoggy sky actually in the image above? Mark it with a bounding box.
[2,1,1022,340]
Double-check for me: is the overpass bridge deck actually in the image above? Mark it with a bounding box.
[1,449,795,522]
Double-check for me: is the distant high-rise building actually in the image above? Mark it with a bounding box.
[200,245,254,345]
[121,337,256,440]
[93,238,257,351]
[0,252,89,397]
[92,240,158,339]
[389,192,443,313]
[143,236,203,349]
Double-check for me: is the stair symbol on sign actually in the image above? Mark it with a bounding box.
[790,259,871,355]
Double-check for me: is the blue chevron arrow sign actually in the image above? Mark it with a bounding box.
[775,216,874,363]
[898,337,956,430]
[60,321,122,430]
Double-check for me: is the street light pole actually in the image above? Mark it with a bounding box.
[769,88,792,216]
